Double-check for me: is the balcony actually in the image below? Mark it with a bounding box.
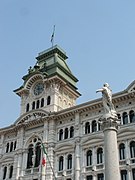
[25,167,40,175]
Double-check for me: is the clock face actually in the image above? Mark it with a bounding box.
[33,82,44,96]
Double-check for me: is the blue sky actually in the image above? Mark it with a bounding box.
[1,0,135,127]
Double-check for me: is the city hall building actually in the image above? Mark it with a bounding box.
[0,45,135,180]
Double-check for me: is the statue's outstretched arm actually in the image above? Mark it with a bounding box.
[96,88,104,93]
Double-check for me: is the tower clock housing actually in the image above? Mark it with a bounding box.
[14,45,80,115]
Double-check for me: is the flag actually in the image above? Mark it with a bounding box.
[51,25,55,44]
[42,143,47,166]
[42,157,46,166]
[41,143,56,179]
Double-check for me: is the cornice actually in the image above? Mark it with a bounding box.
[1,88,135,135]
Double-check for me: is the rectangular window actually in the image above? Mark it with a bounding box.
[121,170,127,180]
[86,175,93,180]
[132,169,135,180]
[97,173,104,180]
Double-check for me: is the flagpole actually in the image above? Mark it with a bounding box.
[41,143,57,180]
[46,152,57,180]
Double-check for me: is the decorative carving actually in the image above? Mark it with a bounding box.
[50,82,60,92]
[28,66,33,74]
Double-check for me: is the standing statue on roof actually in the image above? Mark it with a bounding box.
[96,83,116,116]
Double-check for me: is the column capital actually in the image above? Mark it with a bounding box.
[100,114,120,132]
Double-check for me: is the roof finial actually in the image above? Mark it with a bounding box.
[51,25,55,48]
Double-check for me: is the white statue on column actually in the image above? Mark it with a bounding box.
[96,83,117,119]
[96,83,120,180]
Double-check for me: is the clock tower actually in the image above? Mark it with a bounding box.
[14,45,80,116]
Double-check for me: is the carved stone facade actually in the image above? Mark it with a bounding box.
[0,46,135,180]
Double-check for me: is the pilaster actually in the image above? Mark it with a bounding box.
[14,127,24,180]
[46,119,56,180]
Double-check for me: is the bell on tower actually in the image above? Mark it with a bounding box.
[14,45,81,116]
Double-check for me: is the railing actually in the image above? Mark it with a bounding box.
[119,160,126,166]
[66,169,72,174]
[96,164,104,169]
[57,171,63,176]
[86,166,93,171]
[25,167,39,175]
[130,158,135,164]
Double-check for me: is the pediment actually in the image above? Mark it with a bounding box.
[0,155,14,163]
[55,142,74,152]
[14,109,49,125]
[82,134,104,146]
[118,127,135,137]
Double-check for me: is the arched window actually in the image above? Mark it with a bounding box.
[98,122,101,131]
[10,142,14,152]
[36,100,40,109]
[6,143,9,153]
[97,148,103,164]
[70,126,74,138]
[119,143,125,160]
[41,98,44,107]
[3,166,7,179]
[129,110,135,123]
[26,103,29,112]
[35,142,41,167]
[85,122,90,134]
[59,156,64,171]
[67,154,72,169]
[9,165,13,179]
[47,96,51,105]
[27,138,41,169]
[63,100,67,107]
[32,101,35,110]
[121,170,127,180]
[59,129,63,141]
[64,128,68,139]
[122,112,128,124]
[86,150,92,166]
[27,144,33,168]
[92,120,97,133]
[130,141,135,158]
[14,141,17,150]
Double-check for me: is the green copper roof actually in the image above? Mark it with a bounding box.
[37,45,68,60]
[15,45,79,93]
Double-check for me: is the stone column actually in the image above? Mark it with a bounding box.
[74,112,81,180]
[75,139,80,180]
[101,116,120,180]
